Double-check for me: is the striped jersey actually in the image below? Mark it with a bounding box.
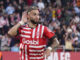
[18,24,55,60]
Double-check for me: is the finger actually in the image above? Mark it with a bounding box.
[22,11,27,15]
[22,11,27,17]
[21,12,27,21]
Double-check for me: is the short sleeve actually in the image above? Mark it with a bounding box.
[43,26,55,39]
[17,26,22,35]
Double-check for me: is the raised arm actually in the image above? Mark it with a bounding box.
[8,12,27,37]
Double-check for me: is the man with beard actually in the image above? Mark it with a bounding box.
[8,6,59,60]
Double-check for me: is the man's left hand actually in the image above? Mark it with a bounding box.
[43,49,51,59]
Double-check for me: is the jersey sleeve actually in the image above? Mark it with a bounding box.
[43,26,55,39]
[17,26,22,35]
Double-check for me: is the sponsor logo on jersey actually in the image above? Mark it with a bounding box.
[22,38,39,45]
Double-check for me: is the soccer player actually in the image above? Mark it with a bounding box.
[8,6,59,60]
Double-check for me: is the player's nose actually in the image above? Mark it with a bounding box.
[36,15,40,20]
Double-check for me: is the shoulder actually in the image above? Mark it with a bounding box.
[39,24,50,32]
[39,24,47,28]
[19,24,27,29]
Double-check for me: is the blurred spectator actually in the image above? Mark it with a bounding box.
[72,40,79,48]
[3,0,11,8]
[73,14,80,23]
[37,0,45,10]
[52,8,56,21]
[74,6,80,16]
[6,3,15,15]
[1,34,11,51]
[11,43,19,52]
[65,38,73,51]
[32,0,37,6]
[0,14,6,35]
[27,0,33,6]
[56,6,62,20]
[56,0,61,6]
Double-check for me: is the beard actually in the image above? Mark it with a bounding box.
[31,19,40,24]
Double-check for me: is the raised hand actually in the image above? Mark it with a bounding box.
[21,11,28,23]
[19,11,28,25]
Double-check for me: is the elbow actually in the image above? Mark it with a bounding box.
[7,31,12,37]
[7,30,13,37]
[8,30,12,35]
[56,40,60,46]
[57,41,60,45]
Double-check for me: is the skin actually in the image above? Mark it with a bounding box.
[8,9,59,59]
[27,10,40,28]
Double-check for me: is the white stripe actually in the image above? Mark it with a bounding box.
[20,43,23,49]
[29,53,43,56]
[37,24,40,38]
[41,26,44,38]
[23,27,31,30]
[32,28,35,38]
[29,49,44,52]
[19,49,21,55]
[22,46,24,60]
[30,56,43,59]
[25,45,27,60]
[20,34,30,38]
[45,55,47,60]
[29,45,46,48]
[21,30,31,34]
[22,55,24,60]
[19,49,21,60]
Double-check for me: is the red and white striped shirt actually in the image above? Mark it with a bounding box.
[18,24,55,60]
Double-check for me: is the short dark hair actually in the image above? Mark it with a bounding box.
[27,6,38,13]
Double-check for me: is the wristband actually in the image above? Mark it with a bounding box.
[47,47,52,51]
[19,21,24,25]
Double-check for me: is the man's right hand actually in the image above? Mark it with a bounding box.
[19,12,28,25]
[8,12,28,37]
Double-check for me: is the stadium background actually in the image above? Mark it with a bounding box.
[0,0,80,60]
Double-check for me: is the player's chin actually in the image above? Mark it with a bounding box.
[34,21,40,24]
[34,19,39,22]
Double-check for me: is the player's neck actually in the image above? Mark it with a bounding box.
[28,21,37,28]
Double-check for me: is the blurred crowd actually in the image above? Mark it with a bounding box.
[0,0,80,52]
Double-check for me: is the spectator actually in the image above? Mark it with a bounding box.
[0,14,6,35]
[65,38,73,51]
[11,43,19,52]
[52,8,56,21]
[27,0,33,6]
[72,40,79,48]
[1,34,11,51]
[32,0,37,6]
[6,3,15,15]
[37,0,45,10]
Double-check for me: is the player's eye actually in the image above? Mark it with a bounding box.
[33,13,36,15]
[33,13,39,16]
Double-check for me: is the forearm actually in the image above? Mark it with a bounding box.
[8,11,27,37]
[51,38,59,49]
[8,23,21,37]
[47,38,59,51]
